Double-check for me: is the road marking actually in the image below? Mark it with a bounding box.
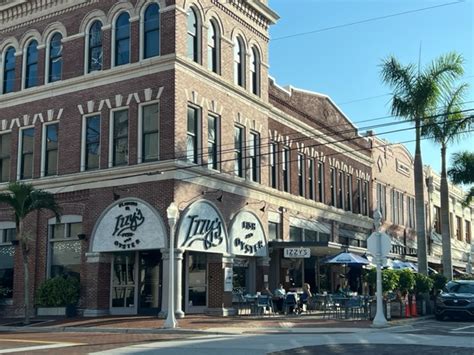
[0,343,81,354]
[0,338,81,345]
[452,325,474,332]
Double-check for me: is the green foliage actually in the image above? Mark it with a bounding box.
[397,269,416,294]
[454,274,474,281]
[367,268,400,293]
[430,273,448,292]
[36,276,80,307]
[414,273,434,295]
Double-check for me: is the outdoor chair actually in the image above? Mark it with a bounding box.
[256,295,274,316]
[283,293,297,315]
[345,296,365,319]
[323,295,345,319]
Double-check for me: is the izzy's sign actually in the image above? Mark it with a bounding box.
[91,199,166,252]
[177,200,228,254]
[230,210,267,257]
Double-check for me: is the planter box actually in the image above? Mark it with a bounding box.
[37,305,76,317]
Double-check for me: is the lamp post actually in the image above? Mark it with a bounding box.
[164,202,179,329]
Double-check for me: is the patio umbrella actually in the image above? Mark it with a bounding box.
[324,252,370,265]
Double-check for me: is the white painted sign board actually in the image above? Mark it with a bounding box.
[367,231,391,257]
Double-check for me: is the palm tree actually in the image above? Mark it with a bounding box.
[381,52,464,275]
[0,182,60,325]
[448,151,474,206]
[422,83,471,280]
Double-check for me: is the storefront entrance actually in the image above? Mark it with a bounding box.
[110,251,162,315]
[185,252,207,313]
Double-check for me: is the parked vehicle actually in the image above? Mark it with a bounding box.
[435,280,474,320]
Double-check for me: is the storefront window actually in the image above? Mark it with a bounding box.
[49,219,82,280]
[289,226,303,242]
[268,222,280,241]
[233,258,249,293]
[0,227,15,299]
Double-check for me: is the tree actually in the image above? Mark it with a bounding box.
[422,83,471,280]
[448,151,474,206]
[0,182,60,325]
[380,52,464,275]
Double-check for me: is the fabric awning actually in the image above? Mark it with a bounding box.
[339,229,367,240]
[289,217,331,234]
[391,237,405,247]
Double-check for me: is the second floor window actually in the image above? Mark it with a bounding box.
[88,21,103,72]
[48,33,63,83]
[456,216,463,241]
[338,171,344,209]
[250,47,260,96]
[187,7,199,62]
[346,174,352,212]
[376,183,386,219]
[234,126,243,177]
[84,115,100,170]
[112,110,128,166]
[407,196,415,228]
[44,123,58,176]
[207,115,219,170]
[20,128,34,179]
[269,142,277,189]
[308,158,315,200]
[234,37,245,87]
[207,20,219,73]
[143,3,160,59]
[317,161,324,203]
[362,180,369,216]
[298,153,304,196]
[282,147,290,192]
[0,133,10,182]
[330,168,336,207]
[248,132,260,182]
[3,47,15,93]
[141,104,159,162]
[25,41,38,89]
[115,12,130,66]
[187,106,199,163]
[466,220,471,244]
[433,206,441,234]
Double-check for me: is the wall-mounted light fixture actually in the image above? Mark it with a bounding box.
[77,234,87,240]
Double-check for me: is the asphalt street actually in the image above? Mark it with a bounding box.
[0,319,473,354]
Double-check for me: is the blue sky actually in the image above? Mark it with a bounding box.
[268,0,474,174]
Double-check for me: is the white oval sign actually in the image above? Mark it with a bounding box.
[91,199,166,252]
[229,210,267,257]
[177,200,228,254]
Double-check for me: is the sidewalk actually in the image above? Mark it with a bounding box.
[0,313,429,335]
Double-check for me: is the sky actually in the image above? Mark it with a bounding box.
[268,0,474,175]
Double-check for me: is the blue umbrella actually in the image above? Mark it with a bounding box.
[324,252,370,265]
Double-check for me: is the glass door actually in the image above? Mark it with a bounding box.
[110,252,137,315]
[138,250,162,314]
[186,252,207,313]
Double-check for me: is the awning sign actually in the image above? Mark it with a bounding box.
[177,200,228,254]
[284,247,311,258]
[91,199,166,252]
[229,210,267,257]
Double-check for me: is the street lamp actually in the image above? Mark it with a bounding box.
[164,202,179,329]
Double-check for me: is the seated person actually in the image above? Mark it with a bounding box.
[297,283,313,313]
[273,284,286,313]
[274,284,286,297]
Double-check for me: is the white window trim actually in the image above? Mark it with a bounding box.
[41,121,59,177]
[138,100,160,164]
[139,2,161,61]
[111,11,132,68]
[109,107,129,168]
[17,125,35,180]
[80,112,101,172]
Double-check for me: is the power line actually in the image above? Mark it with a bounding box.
[271,1,465,42]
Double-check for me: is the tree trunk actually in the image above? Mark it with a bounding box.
[440,144,453,280]
[414,119,428,275]
[19,221,30,325]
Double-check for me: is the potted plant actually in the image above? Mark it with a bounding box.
[367,268,399,319]
[36,276,80,317]
[414,273,434,315]
[394,269,415,318]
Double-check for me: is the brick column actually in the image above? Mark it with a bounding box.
[83,252,111,317]
[256,256,271,291]
[206,254,235,316]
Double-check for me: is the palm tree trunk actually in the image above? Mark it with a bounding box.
[414,119,428,275]
[19,221,30,325]
[440,143,453,280]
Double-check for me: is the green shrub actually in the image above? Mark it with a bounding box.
[430,273,447,293]
[36,276,80,307]
[414,273,434,295]
[397,269,415,295]
[367,268,400,293]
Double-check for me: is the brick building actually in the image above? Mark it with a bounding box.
[0,0,373,318]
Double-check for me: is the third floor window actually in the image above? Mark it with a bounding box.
[112,110,128,166]
[0,133,10,182]
[25,41,38,89]
[3,47,15,93]
[115,12,131,66]
[48,33,63,83]
[143,3,160,59]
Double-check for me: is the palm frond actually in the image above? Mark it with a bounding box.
[380,56,416,98]
[425,52,464,90]
[448,151,474,184]
[28,190,61,221]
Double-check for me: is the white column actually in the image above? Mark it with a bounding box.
[159,248,169,318]
[175,248,185,318]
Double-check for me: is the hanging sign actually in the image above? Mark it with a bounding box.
[229,210,267,257]
[177,200,228,254]
[91,199,166,252]
[284,247,311,258]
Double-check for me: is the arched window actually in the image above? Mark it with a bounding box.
[3,47,15,93]
[48,33,63,83]
[25,40,38,89]
[187,7,199,62]
[143,3,160,59]
[88,21,103,73]
[115,12,130,66]
[207,20,219,73]
[234,37,245,87]
[250,47,260,96]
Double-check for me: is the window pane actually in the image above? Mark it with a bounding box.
[0,245,14,298]
[87,143,100,170]
[143,104,158,132]
[144,4,160,58]
[114,111,128,137]
[68,223,82,238]
[52,223,64,239]
[1,158,10,182]
[143,133,158,161]
[114,137,128,166]
[50,240,81,279]
[3,47,15,93]
[46,124,58,150]
[26,41,38,88]
[49,33,63,82]
[22,129,34,152]
[46,150,57,175]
